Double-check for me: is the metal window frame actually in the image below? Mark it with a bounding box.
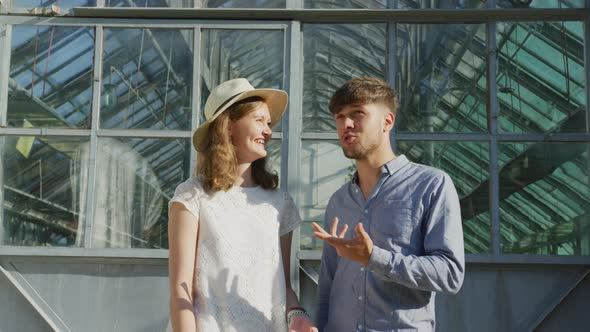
[294,2,590,266]
[0,19,288,258]
[0,8,587,265]
[285,20,303,295]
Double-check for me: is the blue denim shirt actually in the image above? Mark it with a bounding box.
[316,155,465,332]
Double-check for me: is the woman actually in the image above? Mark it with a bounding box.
[168,78,317,332]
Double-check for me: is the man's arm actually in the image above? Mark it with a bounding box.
[368,173,465,294]
[313,173,465,294]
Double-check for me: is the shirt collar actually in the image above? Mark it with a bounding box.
[383,154,409,175]
[351,154,410,184]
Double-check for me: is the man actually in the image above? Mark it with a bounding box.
[312,77,465,332]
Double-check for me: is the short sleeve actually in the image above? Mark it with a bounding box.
[168,178,203,221]
[279,192,302,236]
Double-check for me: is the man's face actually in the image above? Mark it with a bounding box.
[334,103,391,160]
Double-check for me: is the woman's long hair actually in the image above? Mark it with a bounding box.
[196,96,279,193]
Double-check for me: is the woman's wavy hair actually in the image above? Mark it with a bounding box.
[196,96,279,193]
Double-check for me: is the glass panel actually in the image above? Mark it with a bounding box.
[200,29,285,130]
[499,143,590,255]
[395,24,487,133]
[202,0,284,8]
[8,25,95,128]
[88,138,191,248]
[305,0,386,9]
[498,0,585,8]
[1,136,90,247]
[496,21,586,133]
[101,28,193,130]
[105,0,194,7]
[12,0,95,7]
[303,24,386,132]
[299,140,354,250]
[397,141,491,253]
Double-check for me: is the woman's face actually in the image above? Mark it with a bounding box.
[230,103,272,164]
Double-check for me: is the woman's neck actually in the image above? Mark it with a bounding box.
[235,162,256,187]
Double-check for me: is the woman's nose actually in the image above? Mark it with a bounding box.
[263,125,272,138]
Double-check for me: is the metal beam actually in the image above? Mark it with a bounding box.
[0,24,10,127]
[65,8,587,22]
[0,247,168,259]
[585,1,590,133]
[0,15,290,28]
[190,25,201,176]
[298,250,590,265]
[529,268,590,331]
[83,25,102,248]
[0,263,71,332]
[285,20,302,296]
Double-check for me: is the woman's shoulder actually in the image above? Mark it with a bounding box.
[258,188,294,207]
[173,177,207,198]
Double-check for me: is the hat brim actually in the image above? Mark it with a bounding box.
[193,89,288,152]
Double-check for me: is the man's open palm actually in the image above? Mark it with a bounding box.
[311,217,373,265]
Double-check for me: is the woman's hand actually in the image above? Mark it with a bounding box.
[289,315,318,332]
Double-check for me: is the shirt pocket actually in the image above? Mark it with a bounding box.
[372,200,416,248]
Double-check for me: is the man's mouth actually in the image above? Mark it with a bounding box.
[342,134,357,145]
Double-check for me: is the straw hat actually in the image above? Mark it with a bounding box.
[193,78,288,152]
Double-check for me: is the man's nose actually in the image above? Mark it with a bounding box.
[343,117,355,129]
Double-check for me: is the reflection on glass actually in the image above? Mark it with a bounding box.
[395,24,487,133]
[303,24,386,131]
[8,26,95,128]
[497,0,584,8]
[299,141,354,250]
[1,136,90,247]
[201,29,284,129]
[13,0,95,7]
[85,138,191,249]
[396,0,486,9]
[202,0,284,7]
[101,28,193,130]
[305,0,386,8]
[397,141,491,253]
[497,21,586,133]
[499,143,589,255]
[105,0,194,6]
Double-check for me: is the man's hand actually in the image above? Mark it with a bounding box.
[311,217,373,265]
[289,315,318,332]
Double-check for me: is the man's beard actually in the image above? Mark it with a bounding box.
[342,140,379,160]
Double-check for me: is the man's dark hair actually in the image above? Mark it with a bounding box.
[329,77,399,115]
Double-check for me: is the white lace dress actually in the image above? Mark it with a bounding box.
[167,178,301,332]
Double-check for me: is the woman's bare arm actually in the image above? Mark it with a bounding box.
[168,202,199,332]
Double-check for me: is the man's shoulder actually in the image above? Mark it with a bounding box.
[407,161,448,179]
[404,161,453,190]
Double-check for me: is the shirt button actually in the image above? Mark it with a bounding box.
[364,209,368,214]
[358,295,363,301]
[360,267,365,272]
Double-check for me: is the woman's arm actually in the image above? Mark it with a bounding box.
[168,202,199,332]
[280,231,299,311]
[280,231,317,332]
